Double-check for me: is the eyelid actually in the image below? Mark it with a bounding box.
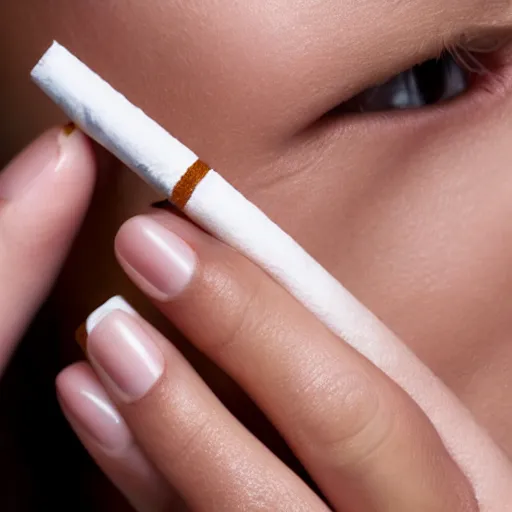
[334,52,470,114]
[324,25,512,119]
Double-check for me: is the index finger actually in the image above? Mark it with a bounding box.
[116,213,478,511]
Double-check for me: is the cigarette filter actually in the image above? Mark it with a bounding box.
[31,42,511,509]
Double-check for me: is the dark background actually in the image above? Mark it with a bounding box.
[0,302,131,511]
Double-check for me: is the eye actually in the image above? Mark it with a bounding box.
[344,52,470,113]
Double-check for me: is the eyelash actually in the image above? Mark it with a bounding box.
[341,35,508,114]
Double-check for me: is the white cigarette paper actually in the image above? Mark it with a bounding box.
[32,42,512,509]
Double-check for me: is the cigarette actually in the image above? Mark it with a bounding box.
[31,42,371,341]
[31,42,511,509]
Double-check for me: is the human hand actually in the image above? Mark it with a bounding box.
[0,125,95,374]
[58,210,503,511]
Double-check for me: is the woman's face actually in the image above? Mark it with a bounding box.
[2,0,512,457]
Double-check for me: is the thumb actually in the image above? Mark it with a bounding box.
[0,125,95,373]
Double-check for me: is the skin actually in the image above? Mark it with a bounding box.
[2,0,512,509]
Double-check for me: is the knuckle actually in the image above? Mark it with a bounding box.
[202,256,271,356]
[335,388,423,470]
[218,281,263,354]
[172,416,213,463]
[133,381,218,476]
[297,369,392,466]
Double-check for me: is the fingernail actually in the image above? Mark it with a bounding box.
[115,216,196,301]
[62,122,76,136]
[75,295,136,354]
[85,296,165,403]
[57,364,132,453]
[85,295,136,334]
[0,123,77,200]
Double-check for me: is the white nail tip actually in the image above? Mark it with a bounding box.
[86,296,137,335]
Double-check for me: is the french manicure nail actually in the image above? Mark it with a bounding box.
[115,216,196,301]
[57,364,132,453]
[85,295,137,335]
[86,296,165,403]
[75,295,137,354]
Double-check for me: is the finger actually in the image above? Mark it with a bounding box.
[56,362,182,512]
[82,298,330,512]
[0,126,95,372]
[115,213,478,512]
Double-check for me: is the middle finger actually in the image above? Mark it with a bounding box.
[83,299,327,511]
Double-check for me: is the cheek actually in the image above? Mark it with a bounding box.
[3,0,512,446]
[328,106,512,394]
